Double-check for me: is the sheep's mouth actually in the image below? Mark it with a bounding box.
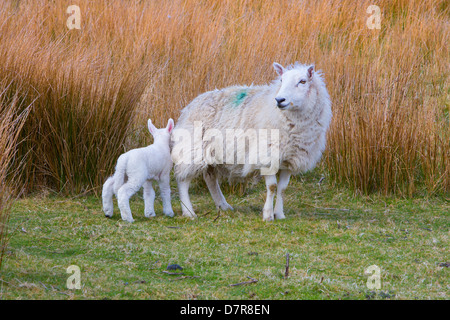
[277,103,289,109]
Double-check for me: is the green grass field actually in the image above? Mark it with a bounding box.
[1,171,448,300]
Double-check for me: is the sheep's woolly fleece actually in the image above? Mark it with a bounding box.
[172,63,332,182]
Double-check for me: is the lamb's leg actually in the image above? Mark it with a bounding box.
[274,170,291,220]
[177,178,197,218]
[143,180,156,218]
[262,174,277,221]
[203,169,233,211]
[117,180,141,223]
[159,176,174,217]
[102,176,115,218]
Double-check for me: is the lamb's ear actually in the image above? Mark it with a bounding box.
[273,62,285,76]
[148,119,157,135]
[166,118,174,133]
[307,65,314,79]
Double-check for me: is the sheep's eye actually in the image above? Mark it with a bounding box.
[299,80,306,85]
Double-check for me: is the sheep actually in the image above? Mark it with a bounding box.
[102,118,175,222]
[171,62,332,221]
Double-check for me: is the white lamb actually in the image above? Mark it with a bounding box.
[172,62,332,221]
[102,118,175,222]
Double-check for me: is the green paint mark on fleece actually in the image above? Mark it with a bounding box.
[232,89,248,107]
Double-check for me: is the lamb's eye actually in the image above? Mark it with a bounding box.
[299,80,306,85]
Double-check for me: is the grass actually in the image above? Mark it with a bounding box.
[1,170,448,299]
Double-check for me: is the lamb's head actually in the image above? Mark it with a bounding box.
[273,62,316,111]
[148,118,174,144]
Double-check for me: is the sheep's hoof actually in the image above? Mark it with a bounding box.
[164,210,175,218]
[145,211,156,218]
[121,215,134,223]
[218,203,234,211]
[182,212,197,219]
[274,212,286,220]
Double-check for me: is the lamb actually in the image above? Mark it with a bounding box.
[102,118,175,222]
[171,62,332,221]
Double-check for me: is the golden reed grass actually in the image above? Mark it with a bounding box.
[0,83,30,269]
[0,0,448,196]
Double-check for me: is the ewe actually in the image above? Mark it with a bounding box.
[102,119,175,222]
[172,62,332,221]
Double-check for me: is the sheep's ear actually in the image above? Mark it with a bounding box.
[148,119,157,135]
[307,65,314,79]
[167,118,174,133]
[273,62,285,76]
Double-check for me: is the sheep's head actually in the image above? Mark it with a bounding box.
[273,62,315,111]
[148,118,174,142]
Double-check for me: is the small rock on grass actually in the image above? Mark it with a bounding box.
[167,264,183,271]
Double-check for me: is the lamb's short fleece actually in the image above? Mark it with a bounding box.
[102,119,175,222]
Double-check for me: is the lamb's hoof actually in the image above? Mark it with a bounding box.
[218,202,234,211]
[263,210,274,222]
[274,212,286,220]
[103,209,113,218]
[145,211,156,218]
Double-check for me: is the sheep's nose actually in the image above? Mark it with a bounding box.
[275,97,286,107]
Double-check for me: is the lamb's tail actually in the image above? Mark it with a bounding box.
[113,155,127,195]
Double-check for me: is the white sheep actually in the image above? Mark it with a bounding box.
[171,62,332,221]
[102,119,175,222]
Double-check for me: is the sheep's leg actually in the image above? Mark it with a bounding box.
[177,178,197,218]
[274,170,291,220]
[102,176,115,218]
[159,176,174,217]
[262,174,277,221]
[143,180,156,218]
[203,170,234,211]
[117,180,142,223]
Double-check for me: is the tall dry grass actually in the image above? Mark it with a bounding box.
[0,0,151,194]
[0,83,30,270]
[0,0,448,196]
